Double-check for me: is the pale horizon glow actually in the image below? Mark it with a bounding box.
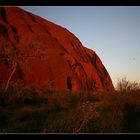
[20,6,140,88]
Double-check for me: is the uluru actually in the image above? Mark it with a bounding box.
[0,7,114,93]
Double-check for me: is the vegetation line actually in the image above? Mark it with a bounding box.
[0,78,140,133]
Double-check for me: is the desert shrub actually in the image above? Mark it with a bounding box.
[0,80,24,107]
[115,78,140,132]
[6,85,38,108]
[0,107,9,126]
[123,103,140,133]
[117,77,140,92]
[93,91,124,133]
[0,90,7,107]
[70,91,102,108]
[13,106,40,122]
[94,88,140,133]
[41,110,73,133]
[0,81,48,108]
[122,91,140,133]
[72,101,100,133]
[45,91,72,111]
[2,105,50,133]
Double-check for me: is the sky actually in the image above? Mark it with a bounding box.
[20,6,140,87]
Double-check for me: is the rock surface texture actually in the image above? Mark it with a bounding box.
[0,7,114,92]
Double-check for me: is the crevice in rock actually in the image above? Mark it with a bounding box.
[0,7,8,24]
[28,13,40,24]
[0,24,8,38]
[67,76,72,91]
[27,24,34,33]
[10,25,20,42]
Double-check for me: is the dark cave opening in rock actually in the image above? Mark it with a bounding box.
[67,76,72,91]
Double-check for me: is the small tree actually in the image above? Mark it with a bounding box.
[1,40,20,93]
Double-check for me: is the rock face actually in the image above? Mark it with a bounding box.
[0,7,114,92]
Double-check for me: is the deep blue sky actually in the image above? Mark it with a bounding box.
[20,6,140,87]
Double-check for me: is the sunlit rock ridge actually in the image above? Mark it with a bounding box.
[0,7,114,92]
